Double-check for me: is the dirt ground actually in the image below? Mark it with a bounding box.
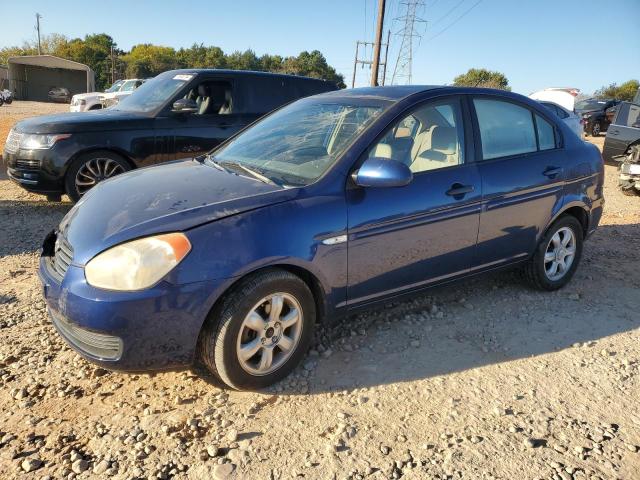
[0,102,639,480]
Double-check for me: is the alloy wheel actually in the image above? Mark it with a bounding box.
[236,293,303,376]
[75,158,125,196]
[544,226,576,281]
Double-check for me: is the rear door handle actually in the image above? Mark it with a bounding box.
[446,183,474,197]
[609,129,619,135]
[543,167,562,178]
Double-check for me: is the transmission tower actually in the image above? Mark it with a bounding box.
[391,0,426,85]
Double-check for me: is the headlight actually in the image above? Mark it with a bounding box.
[20,133,71,150]
[85,233,191,291]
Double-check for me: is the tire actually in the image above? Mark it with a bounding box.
[522,215,583,291]
[622,188,639,197]
[591,122,600,137]
[64,150,131,202]
[0,97,3,107]
[198,269,316,390]
[5,97,12,104]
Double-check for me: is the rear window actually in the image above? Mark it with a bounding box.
[536,114,556,151]
[473,99,537,159]
[473,98,558,160]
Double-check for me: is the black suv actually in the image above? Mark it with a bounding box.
[575,98,620,137]
[4,69,338,201]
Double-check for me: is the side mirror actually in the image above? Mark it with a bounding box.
[172,98,199,114]
[352,157,413,188]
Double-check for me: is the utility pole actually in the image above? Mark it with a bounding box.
[381,29,391,85]
[351,38,390,88]
[111,46,115,84]
[370,0,386,87]
[35,13,42,55]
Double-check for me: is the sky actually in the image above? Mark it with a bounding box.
[1,0,638,95]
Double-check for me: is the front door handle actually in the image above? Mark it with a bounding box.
[446,183,474,197]
[543,167,562,178]
[609,129,619,135]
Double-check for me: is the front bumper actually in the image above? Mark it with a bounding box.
[38,246,225,371]
[3,146,69,194]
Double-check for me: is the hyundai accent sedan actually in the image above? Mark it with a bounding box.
[39,86,604,390]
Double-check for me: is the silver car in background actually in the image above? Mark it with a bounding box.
[530,88,583,139]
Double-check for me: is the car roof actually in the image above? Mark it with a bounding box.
[311,85,536,104]
[315,85,442,101]
[166,68,336,84]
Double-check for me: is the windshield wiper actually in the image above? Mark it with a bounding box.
[201,154,229,172]
[218,161,277,186]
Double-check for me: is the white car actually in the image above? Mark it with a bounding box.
[529,88,583,139]
[70,79,146,112]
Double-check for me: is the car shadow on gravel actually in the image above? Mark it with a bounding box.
[0,200,71,256]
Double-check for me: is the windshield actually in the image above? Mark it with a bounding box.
[211,100,383,186]
[113,73,194,113]
[105,80,124,93]
[120,80,139,92]
[576,100,607,110]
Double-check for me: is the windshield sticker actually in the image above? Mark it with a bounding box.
[173,74,194,81]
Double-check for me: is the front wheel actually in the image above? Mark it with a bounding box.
[4,97,12,104]
[64,151,130,202]
[522,215,583,291]
[591,122,601,137]
[198,269,315,390]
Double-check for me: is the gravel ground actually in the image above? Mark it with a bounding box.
[1,103,639,479]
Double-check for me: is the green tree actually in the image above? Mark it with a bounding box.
[122,44,178,78]
[55,34,116,90]
[453,68,510,90]
[594,79,639,101]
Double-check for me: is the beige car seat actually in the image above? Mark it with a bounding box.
[410,126,460,173]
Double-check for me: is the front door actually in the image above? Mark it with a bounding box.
[471,97,566,269]
[346,96,481,305]
[154,78,245,161]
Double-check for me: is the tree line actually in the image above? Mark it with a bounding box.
[452,68,638,102]
[0,33,346,90]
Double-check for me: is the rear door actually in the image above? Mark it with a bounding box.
[346,96,482,304]
[603,102,640,161]
[471,96,566,270]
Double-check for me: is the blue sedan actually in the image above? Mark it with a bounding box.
[39,86,604,389]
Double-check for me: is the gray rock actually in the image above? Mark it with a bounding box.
[21,457,43,472]
[72,459,89,474]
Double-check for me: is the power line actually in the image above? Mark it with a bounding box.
[425,0,483,42]
[431,0,466,27]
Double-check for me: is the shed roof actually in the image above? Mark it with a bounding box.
[8,55,92,72]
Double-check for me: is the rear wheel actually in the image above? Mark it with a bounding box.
[198,269,315,390]
[522,215,583,291]
[65,151,130,202]
[591,122,601,137]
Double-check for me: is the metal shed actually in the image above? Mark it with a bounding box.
[8,55,95,102]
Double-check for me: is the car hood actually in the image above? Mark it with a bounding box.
[529,90,575,112]
[13,109,152,134]
[72,92,104,101]
[575,108,602,115]
[60,160,298,264]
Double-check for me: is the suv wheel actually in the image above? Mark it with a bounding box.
[65,151,130,202]
[198,269,315,390]
[522,215,583,291]
[591,122,601,136]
